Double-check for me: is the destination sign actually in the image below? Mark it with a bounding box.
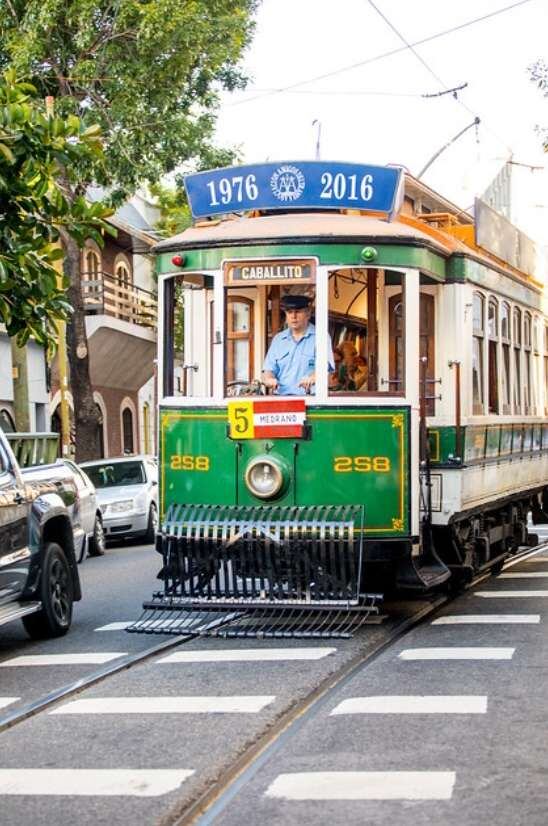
[185,161,403,219]
[225,260,315,285]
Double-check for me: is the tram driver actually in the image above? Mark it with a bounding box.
[262,294,334,395]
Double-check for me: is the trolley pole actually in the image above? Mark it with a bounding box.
[46,95,71,457]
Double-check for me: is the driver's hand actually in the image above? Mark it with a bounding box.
[263,375,279,392]
[298,374,315,393]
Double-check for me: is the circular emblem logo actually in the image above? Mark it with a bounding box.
[270,165,305,202]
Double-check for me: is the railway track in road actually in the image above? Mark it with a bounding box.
[0,540,547,824]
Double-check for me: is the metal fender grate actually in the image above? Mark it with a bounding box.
[127,504,383,639]
[163,503,363,604]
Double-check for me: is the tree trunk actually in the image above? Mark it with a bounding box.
[63,232,101,462]
[10,340,30,431]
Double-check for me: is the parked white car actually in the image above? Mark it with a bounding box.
[80,456,158,544]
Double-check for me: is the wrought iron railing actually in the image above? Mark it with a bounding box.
[81,271,157,328]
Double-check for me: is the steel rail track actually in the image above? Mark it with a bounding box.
[0,540,546,786]
[164,540,548,826]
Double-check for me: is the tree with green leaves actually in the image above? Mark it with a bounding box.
[0,0,257,459]
[529,59,548,151]
[0,69,110,346]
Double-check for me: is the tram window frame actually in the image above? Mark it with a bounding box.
[532,315,541,415]
[487,298,499,414]
[513,307,522,414]
[162,273,215,400]
[328,267,406,398]
[226,295,254,384]
[500,301,511,414]
[472,292,485,415]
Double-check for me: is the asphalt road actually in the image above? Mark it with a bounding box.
[1,536,548,825]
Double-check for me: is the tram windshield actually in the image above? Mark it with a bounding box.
[162,266,406,399]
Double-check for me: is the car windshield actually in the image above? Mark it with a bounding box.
[84,461,145,489]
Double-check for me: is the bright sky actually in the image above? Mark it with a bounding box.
[215,0,548,239]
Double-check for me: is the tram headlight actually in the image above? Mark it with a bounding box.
[244,456,286,500]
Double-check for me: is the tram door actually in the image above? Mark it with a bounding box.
[389,292,435,415]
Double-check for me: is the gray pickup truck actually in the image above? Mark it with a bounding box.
[0,430,82,639]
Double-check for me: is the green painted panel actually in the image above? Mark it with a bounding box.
[160,410,235,513]
[485,425,501,458]
[160,405,410,536]
[300,408,409,534]
[157,242,447,281]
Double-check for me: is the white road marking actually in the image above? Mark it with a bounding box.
[51,696,276,714]
[330,696,487,714]
[158,648,337,663]
[95,622,130,631]
[498,572,548,578]
[0,769,193,797]
[476,591,548,598]
[399,647,514,660]
[0,653,127,667]
[0,698,19,710]
[265,771,456,800]
[432,614,540,624]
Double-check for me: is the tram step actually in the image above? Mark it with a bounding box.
[0,601,41,628]
[396,558,451,591]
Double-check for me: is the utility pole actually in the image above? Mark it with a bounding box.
[45,95,71,456]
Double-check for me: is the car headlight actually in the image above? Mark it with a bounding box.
[109,499,134,513]
[244,456,287,500]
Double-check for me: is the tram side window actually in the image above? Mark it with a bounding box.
[487,299,499,414]
[163,275,214,398]
[545,325,548,416]
[472,292,485,414]
[328,268,404,395]
[513,308,522,414]
[523,312,532,414]
[501,302,511,414]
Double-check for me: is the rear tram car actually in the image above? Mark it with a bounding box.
[131,161,548,638]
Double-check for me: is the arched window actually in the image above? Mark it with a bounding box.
[487,299,499,414]
[472,292,485,414]
[95,403,105,458]
[226,296,254,384]
[500,302,511,414]
[122,406,134,455]
[115,259,132,288]
[84,248,101,278]
[513,307,522,414]
[0,408,15,433]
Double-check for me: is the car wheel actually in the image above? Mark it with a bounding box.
[145,503,158,544]
[22,542,73,639]
[88,513,106,557]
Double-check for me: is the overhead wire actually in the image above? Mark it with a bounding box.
[364,0,514,154]
[226,0,534,109]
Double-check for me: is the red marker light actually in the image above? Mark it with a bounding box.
[171,254,185,267]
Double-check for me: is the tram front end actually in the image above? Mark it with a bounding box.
[128,402,413,637]
[128,159,452,639]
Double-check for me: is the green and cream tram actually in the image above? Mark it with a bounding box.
[130,161,548,638]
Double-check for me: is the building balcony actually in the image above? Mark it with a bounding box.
[78,271,157,392]
[81,271,157,328]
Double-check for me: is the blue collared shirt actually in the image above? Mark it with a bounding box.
[263,324,333,395]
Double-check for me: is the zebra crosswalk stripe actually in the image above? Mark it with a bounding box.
[51,696,276,715]
[0,769,193,797]
[265,771,456,800]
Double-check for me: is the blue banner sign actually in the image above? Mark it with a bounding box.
[184,161,403,219]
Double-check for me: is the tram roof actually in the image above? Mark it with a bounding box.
[153,211,454,256]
